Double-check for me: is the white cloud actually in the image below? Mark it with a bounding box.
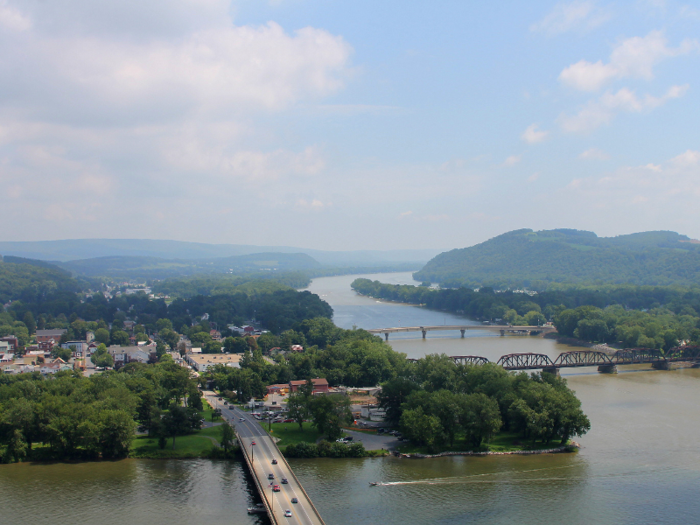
[502,155,522,167]
[559,30,699,91]
[521,124,549,144]
[531,1,611,35]
[527,173,540,183]
[559,84,688,132]
[0,0,31,31]
[565,150,700,205]
[296,198,330,210]
[579,148,610,160]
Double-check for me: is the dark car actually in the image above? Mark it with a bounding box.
[268,473,274,480]
[272,458,278,465]
[281,478,288,484]
[291,498,298,504]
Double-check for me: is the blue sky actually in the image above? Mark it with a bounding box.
[1,0,699,250]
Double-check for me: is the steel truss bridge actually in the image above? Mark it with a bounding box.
[449,346,700,372]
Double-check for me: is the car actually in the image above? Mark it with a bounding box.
[251,441,256,445]
[224,401,228,405]
[268,474,274,480]
[344,436,353,442]
[291,498,298,504]
[239,417,246,421]
[272,458,278,464]
[377,428,385,434]
[284,510,292,517]
[281,478,288,484]
[273,485,280,492]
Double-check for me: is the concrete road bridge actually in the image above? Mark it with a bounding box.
[367,324,556,340]
[204,392,325,525]
[449,346,700,374]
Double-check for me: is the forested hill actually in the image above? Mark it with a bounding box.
[0,256,83,304]
[414,229,700,289]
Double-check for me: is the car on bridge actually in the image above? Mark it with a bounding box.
[273,485,280,492]
[281,478,288,484]
[285,510,292,517]
[291,497,298,504]
[272,458,278,464]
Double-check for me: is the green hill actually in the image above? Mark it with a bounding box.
[414,229,700,289]
[0,256,83,304]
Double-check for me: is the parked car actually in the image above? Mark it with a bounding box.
[344,436,353,442]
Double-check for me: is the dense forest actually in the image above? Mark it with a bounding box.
[352,279,700,349]
[415,229,700,288]
[0,257,332,349]
[0,359,201,462]
[379,356,589,450]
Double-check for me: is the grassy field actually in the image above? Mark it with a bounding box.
[267,422,323,448]
[396,432,567,455]
[130,424,226,459]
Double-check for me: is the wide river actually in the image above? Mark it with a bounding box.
[3,272,700,525]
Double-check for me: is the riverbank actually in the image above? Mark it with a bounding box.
[401,441,580,458]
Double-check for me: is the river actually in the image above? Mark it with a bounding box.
[3,272,700,525]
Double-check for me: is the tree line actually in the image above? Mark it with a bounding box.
[378,355,590,451]
[0,358,203,462]
[351,279,700,348]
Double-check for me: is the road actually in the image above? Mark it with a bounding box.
[203,392,325,525]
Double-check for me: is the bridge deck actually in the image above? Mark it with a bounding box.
[367,325,555,334]
[204,393,325,525]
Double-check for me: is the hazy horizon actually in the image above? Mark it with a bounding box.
[1,1,698,250]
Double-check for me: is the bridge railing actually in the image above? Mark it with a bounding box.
[236,430,277,525]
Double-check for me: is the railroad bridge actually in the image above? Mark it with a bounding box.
[449,346,700,374]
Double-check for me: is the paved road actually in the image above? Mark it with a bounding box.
[343,429,399,451]
[204,393,325,525]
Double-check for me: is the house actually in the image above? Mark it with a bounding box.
[243,325,255,335]
[40,359,72,375]
[0,352,14,363]
[60,341,88,357]
[209,329,222,341]
[108,344,156,365]
[0,336,19,351]
[36,329,67,344]
[290,345,304,352]
[123,321,136,331]
[289,378,329,395]
[187,353,242,373]
[0,341,10,355]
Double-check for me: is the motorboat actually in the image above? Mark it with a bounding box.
[369,482,379,486]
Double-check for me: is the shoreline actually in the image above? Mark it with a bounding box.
[401,441,580,459]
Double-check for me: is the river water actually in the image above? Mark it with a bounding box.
[3,272,700,525]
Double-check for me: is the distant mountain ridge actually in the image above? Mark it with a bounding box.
[0,239,440,267]
[414,229,700,289]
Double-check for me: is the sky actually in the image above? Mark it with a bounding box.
[1,0,699,251]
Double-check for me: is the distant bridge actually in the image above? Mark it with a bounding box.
[448,347,700,374]
[367,324,556,341]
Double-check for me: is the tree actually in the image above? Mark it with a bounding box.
[99,410,136,459]
[287,393,310,430]
[377,377,419,425]
[22,312,36,335]
[110,330,129,346]
[221,422,235,453]
[163,404,191,450]
[309,394,351,441]
[94,328,111,345]
[400,407,442,449]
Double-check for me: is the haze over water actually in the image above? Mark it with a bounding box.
[2,272,700,525]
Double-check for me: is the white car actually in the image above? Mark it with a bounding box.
[239,417,245,421]
[284,509,292,517]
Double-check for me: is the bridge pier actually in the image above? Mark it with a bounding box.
[652,360,670,370]
[542,367,560,376]
[422,330,427,339]
[597,364,617,374]
[500,330,505,337]
[460,329,465,338]
[384,333,389,342]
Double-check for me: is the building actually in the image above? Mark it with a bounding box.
[0,336,19,351]
[266,383,289,395]
[187,353,242,373]
[108,344,156,365]
[209,329,222,341]
[289,378,329,395]
[36,329,67,344]
[61,341,89,356]
[290,345,304,352]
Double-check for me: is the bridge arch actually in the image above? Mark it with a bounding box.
[497,353,554,370]
[451,355,490,366]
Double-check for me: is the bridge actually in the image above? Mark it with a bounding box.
[204,392,325,525]
[367,324,556,340]
[449,346,700,374]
